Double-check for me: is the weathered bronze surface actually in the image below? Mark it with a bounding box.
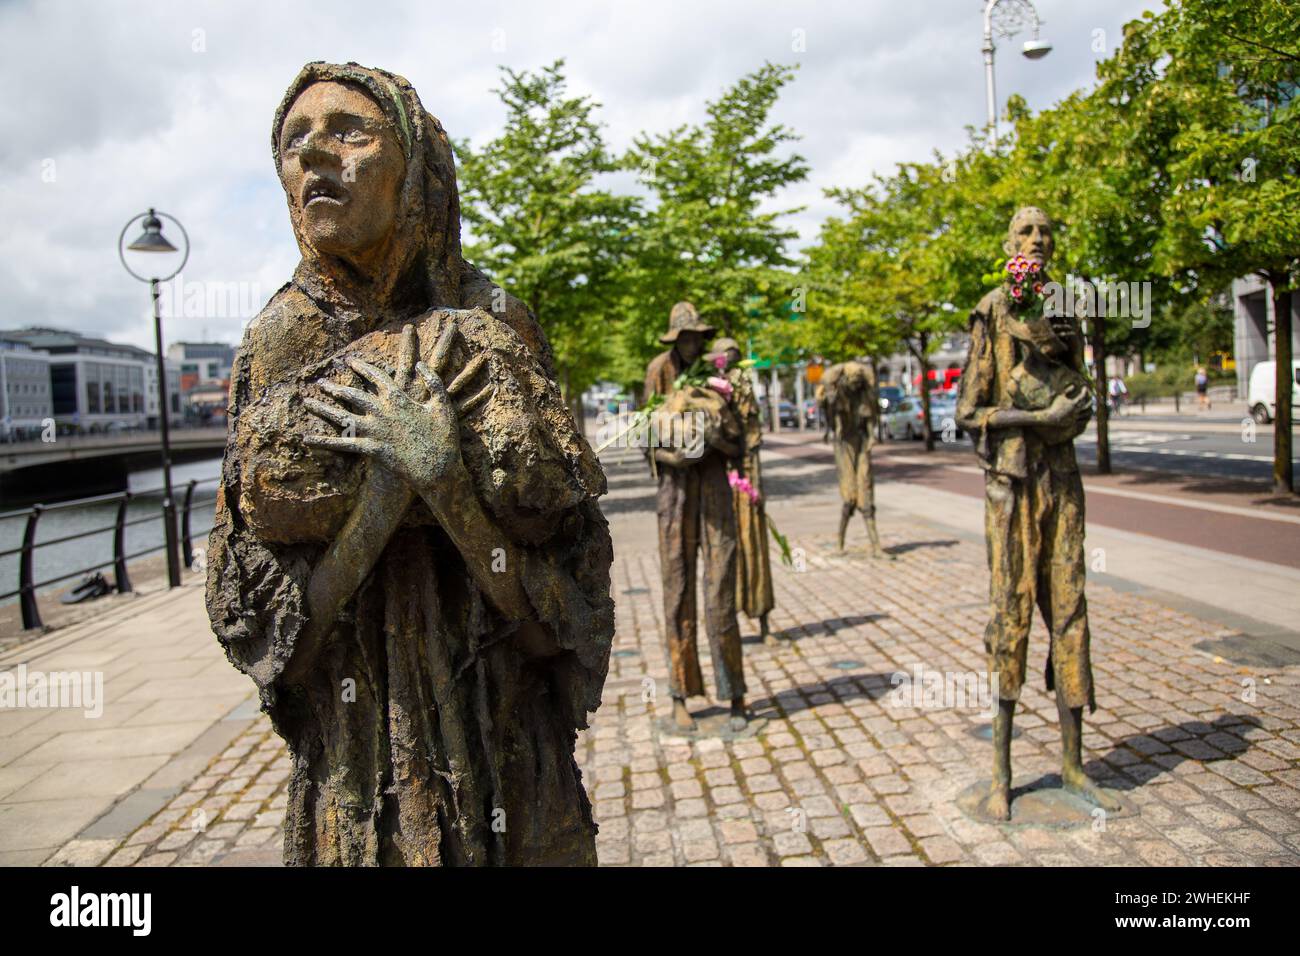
[644,304,747,732]
[956,206,1118,821]
[716,339,775,643]
[205,63,613,865]
[820,361,887,557]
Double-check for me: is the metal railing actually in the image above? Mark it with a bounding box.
[0,476,220,630]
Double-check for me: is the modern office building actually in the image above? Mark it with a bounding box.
[1231,274,1300,397]
[0,327,180,432]
[167,341,235,386]
[143,360,184,429]
[0,336,55,438]
[166,341,232,423]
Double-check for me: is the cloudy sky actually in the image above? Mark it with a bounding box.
[0,0,1162,352]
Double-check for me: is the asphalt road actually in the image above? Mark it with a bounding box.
[1073,428,1297,482]
[764,431,1300,571]
[864,419,1295,483]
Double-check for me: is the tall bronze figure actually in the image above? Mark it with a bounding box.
[645,304,747,732]
[956,206,1118,820]
[713,338,776,645]
[822,361,887,557]
[206,63,614,865]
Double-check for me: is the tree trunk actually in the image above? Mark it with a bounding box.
[915,332,934,452]
[1089,313,1111,474]
[1270,276,1294,494]
[561,368,586,439]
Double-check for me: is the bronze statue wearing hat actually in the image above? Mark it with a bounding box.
[645,303,748,731]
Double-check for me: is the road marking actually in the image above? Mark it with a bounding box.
[881,454,1300,526]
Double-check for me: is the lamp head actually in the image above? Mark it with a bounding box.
[127,209,179,253]
[1022,39,1052,59]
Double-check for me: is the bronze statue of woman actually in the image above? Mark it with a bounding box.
[206,62,614,865]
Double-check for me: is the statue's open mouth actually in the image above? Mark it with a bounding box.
[303,176,347,207]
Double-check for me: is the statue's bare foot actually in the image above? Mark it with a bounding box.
[729,698,748,733]
[672,699,696,731]
[984,781,1011,821]
[1063,767,1121,811]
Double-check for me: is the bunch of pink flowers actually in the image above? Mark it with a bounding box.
[728,469,759,503]
[1005,254,1045,305]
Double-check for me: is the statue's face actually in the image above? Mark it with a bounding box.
[674,330,704,363]
[1008,211,1054,266]
[279,81,406,263]
[725,347,742,366]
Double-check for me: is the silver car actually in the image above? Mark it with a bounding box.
[882,391,964,441]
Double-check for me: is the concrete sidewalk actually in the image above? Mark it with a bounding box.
[2,442,1297,867]
[0,575,257,865]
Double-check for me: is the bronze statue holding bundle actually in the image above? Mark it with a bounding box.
[206,63,614,865]
[644,304,748,732]
[956,206,1118,820]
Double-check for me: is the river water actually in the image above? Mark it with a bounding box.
[0,456,222,605]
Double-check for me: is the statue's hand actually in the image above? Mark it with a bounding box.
[303,323,494,500]
[1039,384,1090,427]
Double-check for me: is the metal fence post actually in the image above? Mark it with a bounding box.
[114,493,133,594]
[181,479,197,569]
[19,505,43,630]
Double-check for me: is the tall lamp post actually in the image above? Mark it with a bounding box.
[982,0,1052,149]
[119,208,189,588]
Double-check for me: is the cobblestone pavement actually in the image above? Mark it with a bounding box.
[88,447,1300,866]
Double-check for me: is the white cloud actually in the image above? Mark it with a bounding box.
[0,0,1160,351]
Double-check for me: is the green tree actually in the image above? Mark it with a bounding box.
[454,60,643,414]
[1102,0,1300,491]
[622,62,810,384]
[801,149,1000,450]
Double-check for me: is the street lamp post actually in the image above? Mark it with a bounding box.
[119,208,189,589]
[982,0,1052,149]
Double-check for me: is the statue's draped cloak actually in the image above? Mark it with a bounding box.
[205,62,613,865]
[822,361,879,510]
[727,367,773,620]
[956,287,1095,711]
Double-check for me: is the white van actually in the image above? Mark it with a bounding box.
[1248,360,1300,424]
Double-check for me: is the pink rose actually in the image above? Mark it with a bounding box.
[728,470,759,503]
[708,376,733,399]
[713,354,728,371]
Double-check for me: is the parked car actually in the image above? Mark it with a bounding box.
[927,391,964,441]
[778,401,800,428]
[883,390,964,441]
[1248,360,1300,424]
[803,399,819,429]
[878,385,904,415]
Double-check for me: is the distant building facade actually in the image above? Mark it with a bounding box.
[0,327,180,432]
[1232,274,1300,397]
[0,337,54,439]
[877,332,970,393]
[167,341,233,424]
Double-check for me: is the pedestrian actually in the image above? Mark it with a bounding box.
[1195,366,1210,410]
[1107,374,1127,416]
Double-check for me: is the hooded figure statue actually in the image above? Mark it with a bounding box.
[206,62,614,866]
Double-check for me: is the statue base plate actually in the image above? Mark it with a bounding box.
[656,708,768,742]
[956,775,1131,829]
